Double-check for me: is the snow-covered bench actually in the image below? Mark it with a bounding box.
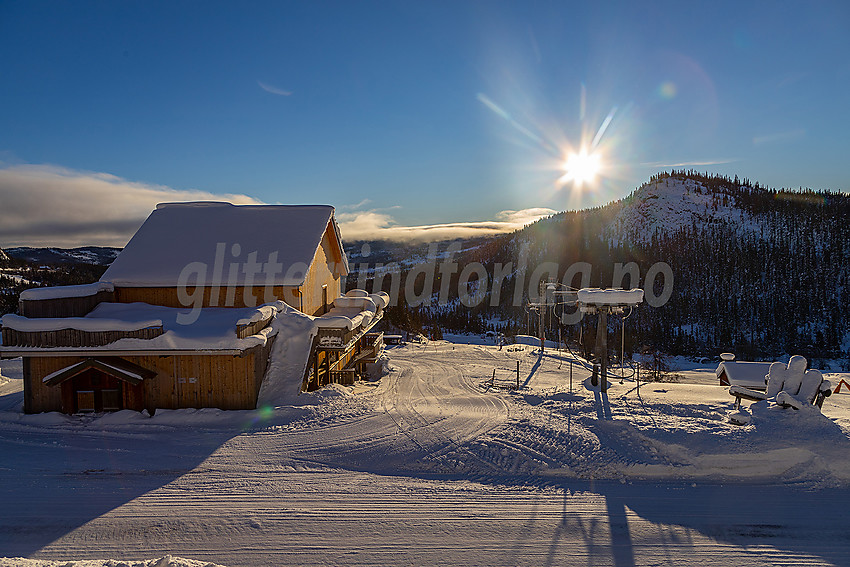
[729,355,832,418]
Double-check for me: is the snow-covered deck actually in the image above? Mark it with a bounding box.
[0,301,283,355]
[1,290,390,361]
[313,291,389,349]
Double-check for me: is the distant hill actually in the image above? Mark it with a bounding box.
[3,246,121,266]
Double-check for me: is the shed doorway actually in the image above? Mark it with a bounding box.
[68,369,123,413]
[44,357,153,414]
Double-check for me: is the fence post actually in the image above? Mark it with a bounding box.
[516,360,520,390]
[491,368,495,388]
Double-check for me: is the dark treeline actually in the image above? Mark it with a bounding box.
[0,256,108,315]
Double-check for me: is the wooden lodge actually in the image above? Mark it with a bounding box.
[0,202,386,415]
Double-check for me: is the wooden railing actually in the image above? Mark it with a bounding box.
[316,327,356,348]
[329,369,357,386]
[306,313,385,391]
[19,289,115,318]
[362,332,384,361]
[235,315,274,339]
[315,312,384,351]
[1,325,164,348]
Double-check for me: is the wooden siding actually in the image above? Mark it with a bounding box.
[114,285,301,310]
[59,370,145,413]
[130,353,259,412]
[299,227,343,316]
[19,289,115,318]
[25,356,75,413]
[236,315,274,339]
[23,348,274,414]
[2,325,163,348]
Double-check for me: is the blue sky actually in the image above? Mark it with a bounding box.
[1,1,848,246]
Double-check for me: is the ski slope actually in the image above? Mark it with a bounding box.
[2,341,850,566]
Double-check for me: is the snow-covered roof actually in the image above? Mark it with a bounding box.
[100,202,348,287]
[716,360,772,389]
[42,357,156,386]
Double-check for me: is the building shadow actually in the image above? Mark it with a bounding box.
[0,389,23,412]
[533,478,850,567]
[0,409,261,557]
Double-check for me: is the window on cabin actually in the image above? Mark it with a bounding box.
[101,389,121,411]
[76,390,95,413]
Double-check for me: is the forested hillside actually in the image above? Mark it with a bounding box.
[354,172,850,364]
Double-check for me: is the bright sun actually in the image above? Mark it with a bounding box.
[562,149,601,186]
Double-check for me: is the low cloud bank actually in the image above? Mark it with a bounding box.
[336,207,557,242]
[0,164,556,247]
[0,165,260,247]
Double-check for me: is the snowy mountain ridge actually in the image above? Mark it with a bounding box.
[606,175,760,245]
[3,246,121,266]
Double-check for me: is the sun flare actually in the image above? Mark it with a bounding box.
[562,149,601,186]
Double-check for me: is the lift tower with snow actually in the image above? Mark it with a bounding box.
[575,288,644,392]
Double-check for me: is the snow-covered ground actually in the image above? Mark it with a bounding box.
[2,339,850,566]
[0,557,224,567]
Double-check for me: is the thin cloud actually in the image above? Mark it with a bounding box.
[0,164,261,247]
[336,207,557,242]
[258,80,292,96]
[752,129,806,146]
[641,159,737,168]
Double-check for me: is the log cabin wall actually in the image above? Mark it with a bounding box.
[23,351,268,414]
